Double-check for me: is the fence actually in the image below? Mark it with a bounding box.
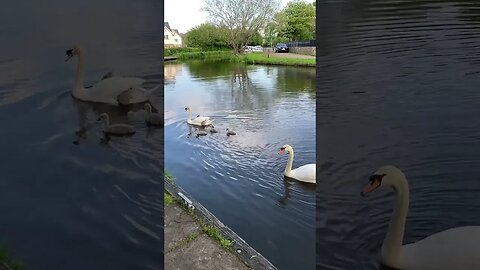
[286,40,315,47]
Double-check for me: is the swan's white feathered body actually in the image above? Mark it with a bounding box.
[362,166,480,270]
[279,144,316,184]
[289,163,316,183]
[66,45,152,105]
[184,106,214,126]
[397,226,480,270]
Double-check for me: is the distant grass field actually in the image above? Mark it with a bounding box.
[166,49,315,67]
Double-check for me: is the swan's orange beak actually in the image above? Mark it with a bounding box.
[360,180,380,196]
[278,148,285,154]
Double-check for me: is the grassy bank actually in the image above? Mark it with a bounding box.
[175,51,236,61]
[244,52,315,67]
[166,50,315,67]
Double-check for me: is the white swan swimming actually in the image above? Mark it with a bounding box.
[278,144,316,184]
[65,44,154,105]
[184,106,213,126]
[97,113,135,136]
[361,165,480,270]
[144,103,163,126]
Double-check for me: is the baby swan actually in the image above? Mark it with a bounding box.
[144,103,163,126]
[97,113,136,136]
[196,129,208,137]
[226,128,236,136]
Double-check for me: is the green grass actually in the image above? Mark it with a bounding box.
[164,47,201,57]
[175,50,237,61]
[167,50,315,67]
[244,52,315,67]
[167,231,200,253]
[164,191,174,206]
[0,246,24,270]
[165,47,231,57]
[165,189,233,250]
[163,169,233,251]
[200,223,233,249]
[164,170,173,182]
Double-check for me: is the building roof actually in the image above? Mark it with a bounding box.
[164,22,171,31]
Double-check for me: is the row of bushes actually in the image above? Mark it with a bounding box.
[168,50,315,67]
[175,51,237,61]
[164,47,201,57]
[165,47,233,57]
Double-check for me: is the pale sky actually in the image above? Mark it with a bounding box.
[165,0,315,33]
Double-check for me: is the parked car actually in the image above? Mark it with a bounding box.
[274,43,289,53]
[244,45,263,53]
[253,46,263,52]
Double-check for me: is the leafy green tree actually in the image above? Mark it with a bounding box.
[247,31,263,46]
[184,23,230,50]
[263,22,277,47]
[278,1,315,41]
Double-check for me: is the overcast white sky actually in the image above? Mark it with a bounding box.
[165,0,315,33]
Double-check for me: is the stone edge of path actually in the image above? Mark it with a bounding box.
[164,178,278,270]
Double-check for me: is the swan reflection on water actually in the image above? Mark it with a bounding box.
[278,178,315,208]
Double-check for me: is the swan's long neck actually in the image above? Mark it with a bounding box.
[284,149,294,176]
[187,109,192,121]
[73,51,86,92]
[382,176,409,265]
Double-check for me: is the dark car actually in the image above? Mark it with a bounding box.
[274,43,289,53]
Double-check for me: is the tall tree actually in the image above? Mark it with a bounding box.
[279,1,315,41]
[184,23,230,49]
[202,0,281,53]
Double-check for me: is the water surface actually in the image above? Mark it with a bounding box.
[0,1,163,269]
[165,61,316,270]
[318,1,480,269]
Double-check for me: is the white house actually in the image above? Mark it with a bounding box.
[164,22,183,48]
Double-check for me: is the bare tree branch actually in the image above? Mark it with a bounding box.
[203,0,280,53]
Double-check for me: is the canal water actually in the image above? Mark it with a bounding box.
[0,1,163,269]
[165,61,316,270]
[318,1,480,269]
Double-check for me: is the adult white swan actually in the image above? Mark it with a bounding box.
[278,144,316,184]
[361,165,480,270]
[65,44,154,105]
[184,106,213,126]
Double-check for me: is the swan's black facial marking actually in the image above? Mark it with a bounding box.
[369,173,386,184]
[184,107,188,111]
[65,49,75,62]
[361,173,386,196]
